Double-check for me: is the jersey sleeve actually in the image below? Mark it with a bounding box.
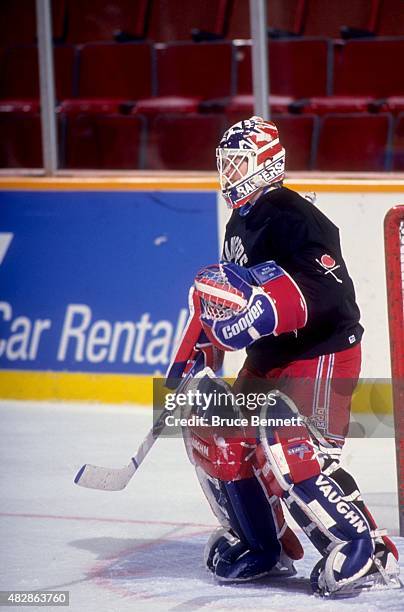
[285,244,359,325]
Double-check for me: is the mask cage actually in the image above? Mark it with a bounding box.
[216,148,256,192]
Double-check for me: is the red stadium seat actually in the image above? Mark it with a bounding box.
[375,0,404,36]
[133,97,200,116]
[0,112,42,167]
[392,113,404,171]
[0,0,37,46]
[315,113,392,171]
[63,114,146,169]
[138,42,233,114]
[225,0,305,39]
[58,99,123,115]
[52,0,68,41]
[0,99,40,113]
[146,0,227,42]
[76,42,153,100]
[236,39,329,97]
[333,39,404,97]
[156,42,233,98]
[0,0,66,45]
[145,113,226,170]
[225,94,293,115]
[300,96,372,115]
[302,0,375,37]
[376,97,404,115]
[274,115,318,170]
[65,0,149,43]
[0,45,76,100]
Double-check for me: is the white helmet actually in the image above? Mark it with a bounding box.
[216,116,285,209]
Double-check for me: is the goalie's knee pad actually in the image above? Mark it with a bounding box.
[256,391,401,596]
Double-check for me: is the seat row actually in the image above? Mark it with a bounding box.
[1,0,404,46]
[1,112,403,172]
[1,39,404,116]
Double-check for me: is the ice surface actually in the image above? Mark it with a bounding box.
[1,400,403,611]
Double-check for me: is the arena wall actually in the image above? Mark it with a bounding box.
[1,177,403,413]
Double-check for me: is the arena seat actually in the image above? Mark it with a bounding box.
[145,113,225,170]
[272,114,318,170]
[71,42,152,109]
[156,42,233,98]
[223,94,294,116]
[132,97,200,116]
[136,42,233,115]
[302,0,375,37]
[225,0,304,39]
[392,113,404,171]
[65,0,149,43]
[0,100,40,113]
[0,112,42,167]
[58,99,123,115]
[299,95,372,115]
[333,39,404,97]
[0,0,66,45]
[146,0,227,42]
[63,114,146,169]
[375,97,404,115]
[0,45,76,100]
[0,0,37,46]
[235,39,329,98]
[374,0,404,36]
[315,113,393,171]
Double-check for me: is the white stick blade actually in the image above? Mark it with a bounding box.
[74,462,136,491]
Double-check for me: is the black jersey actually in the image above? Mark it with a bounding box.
[222,186,364,372]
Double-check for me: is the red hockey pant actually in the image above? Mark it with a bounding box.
[236,343,362,442]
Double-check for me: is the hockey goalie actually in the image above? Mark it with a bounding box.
[166,116,401,597]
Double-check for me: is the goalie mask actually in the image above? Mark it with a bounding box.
[217,116,285,209]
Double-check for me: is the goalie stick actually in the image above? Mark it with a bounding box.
[74,353,205,491]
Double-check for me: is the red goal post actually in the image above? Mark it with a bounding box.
[384,205,404,535]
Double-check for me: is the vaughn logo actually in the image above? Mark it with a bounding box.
[315,475,367,534]
[222,299,264,339]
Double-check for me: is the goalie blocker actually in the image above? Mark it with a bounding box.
[181,370,400,596]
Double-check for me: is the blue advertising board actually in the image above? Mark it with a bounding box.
[0,189,218,375]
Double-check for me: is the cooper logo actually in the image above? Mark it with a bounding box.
[222,300,264,339]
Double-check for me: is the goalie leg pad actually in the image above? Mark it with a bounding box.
[257,400,400,596]
[196,467,303,582]
[182,372,301,581]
